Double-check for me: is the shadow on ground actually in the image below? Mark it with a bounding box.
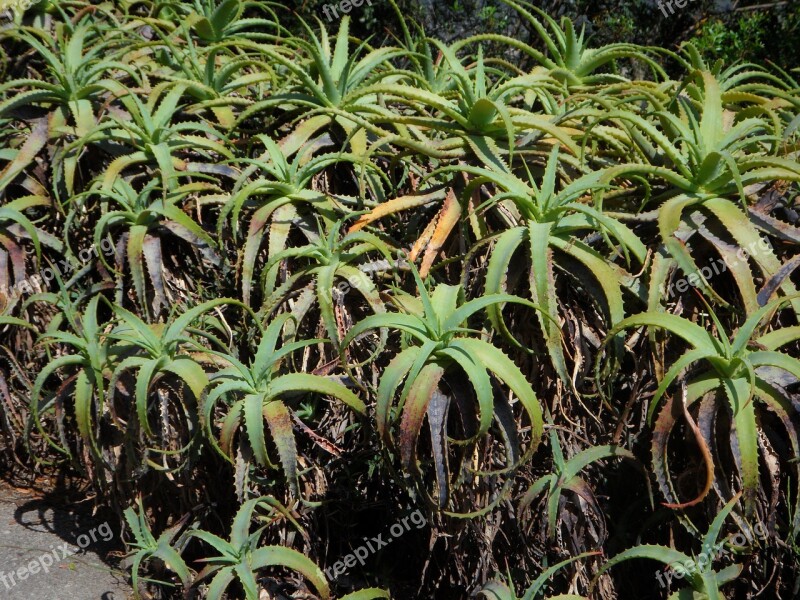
[0,475,132,600]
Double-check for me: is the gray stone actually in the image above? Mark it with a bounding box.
[0,486,131,600]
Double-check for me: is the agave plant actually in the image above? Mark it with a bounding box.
[478,551,596,600]
[126,490,388,599]
[600,70,800,310]
[89,177,220,316]
[218,135,387,305]
[341,265,544,513]
[394,20,456,97]
[201,313,365,495]
[237,16,407,156]
[519,428,640,540]
[461,146,646,382]
[605,295,800,517]
[595,495,750,599]
[105,299,237,471]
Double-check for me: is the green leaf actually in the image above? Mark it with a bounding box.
[249,546,330,599]
[455,338,544,457]
[263,400,299,495]
[269,373,365,414]
[722,378,758,515]
[244,393,269,466]
[398,363,445,469]
[339,589,390,600]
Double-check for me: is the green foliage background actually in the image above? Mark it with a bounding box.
[296,0,800,73]
[1,0,799,598]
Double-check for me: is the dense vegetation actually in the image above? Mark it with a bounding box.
[297,0,800,75]
[1,0,799,598]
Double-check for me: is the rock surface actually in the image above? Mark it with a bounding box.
[0,482,131,600]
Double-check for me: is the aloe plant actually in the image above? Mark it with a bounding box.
[237,16,407,155]
[105,298,237,470]
[218,135,387,305]
[605,295,800,516]
[0,20,139,194]
[90,177,220,316]
[465,146,646,382]
[28,293,112,461]
[189,496,329,599]
[519,428,639,539]
[465,0,664,89]
[365,41,573,163]
[594,495,749,600]
[4,3,800,597]
[479,551,597,600]
[153,35,276,128]
[201,313,365,495]
[0,20,135,127]
[82,81,233,194]
[184,0,283,44]
[260,218,393,349]
[124,497,193,598]
[341,265,544,513]
[0,197,45,309]
[353,44,578,166]
[601,70,800,310]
